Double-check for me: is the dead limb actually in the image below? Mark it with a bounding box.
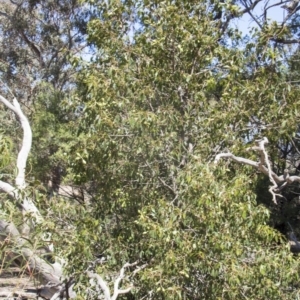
[0,94,65,298]
[0,92,143,299]
[214,137,300,204]
[87,261,146,300]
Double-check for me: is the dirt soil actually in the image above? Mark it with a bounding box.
[0,267,43,299]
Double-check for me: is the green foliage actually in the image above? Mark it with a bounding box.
[2,0,300,299]
[56,0,300,299]
[29,83,77,187]
[0,133,13,171]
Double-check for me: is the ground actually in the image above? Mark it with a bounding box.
[0,267,42,299]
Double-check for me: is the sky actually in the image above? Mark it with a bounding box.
[237,2,288,36]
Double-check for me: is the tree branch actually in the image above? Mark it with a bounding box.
[87,261,142,300]
[214,137,300,204]
[0,94,43,222]
[0,180,15,197]
[87,271,111,300]
[0,220,63,299]
[0,95,32,189]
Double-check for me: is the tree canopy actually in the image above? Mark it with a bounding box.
[1,0,300,299]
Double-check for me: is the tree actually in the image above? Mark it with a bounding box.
[0,0,92,197]
[67,0,300,298]
[0,91,145,298]
[2,0,300,299]
[0,0,87,94]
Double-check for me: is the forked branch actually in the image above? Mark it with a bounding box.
[87,261,145,300]
[0,94,42,221]
[214,137,300,204]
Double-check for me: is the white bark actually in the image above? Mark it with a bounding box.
[12,98,32,189]
[214,137,300,204]
[0,94,63,298]
[0,180,15,197]
[214,138,300,251]
[87,261,141,300]
[0,93,140,299]
[0,95,42,222]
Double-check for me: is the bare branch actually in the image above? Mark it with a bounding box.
[87,271,111,300]
[87,261,141,300]
[0,180,15,196]
[255,138,278,203]
[221,0,262,33]
[0,95,32,189]
[0,94,44,223]
[13,98,32,189]
[264,0,286,13]
[214,137,300,204]
[215,152,260,168]
[112,261,138,300]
